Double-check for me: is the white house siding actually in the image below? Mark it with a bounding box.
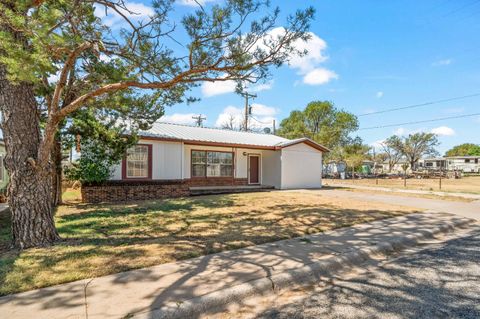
[280,143,322,189]
[261,150,281,188]
[110,139,183,180]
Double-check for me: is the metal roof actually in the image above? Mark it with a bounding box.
[139,122,329,152]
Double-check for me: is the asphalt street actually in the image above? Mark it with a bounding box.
[252,228,480,319]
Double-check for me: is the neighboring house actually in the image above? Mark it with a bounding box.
[446,156,480,173]
[0,139,8,193]
[418,158,447,171]
[381,160,412,174]
[323,161,346,177]
[83,123,329,202]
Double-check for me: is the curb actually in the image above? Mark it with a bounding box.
[132,215,474,319]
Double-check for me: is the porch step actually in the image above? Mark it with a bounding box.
[189,185,274,196]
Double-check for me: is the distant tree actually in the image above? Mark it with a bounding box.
[388,133,440,170]
[381,136,403,172]
[445,143,480,157]
[278,101,359,150]
[329,137,370,173]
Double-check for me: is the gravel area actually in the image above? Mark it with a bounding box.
[254,229,480,319]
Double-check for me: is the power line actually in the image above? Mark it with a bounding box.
[358,92,480,117]
[192,114,206,127]
[359,112,480,130]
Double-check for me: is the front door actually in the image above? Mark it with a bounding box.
[249,155,260,184]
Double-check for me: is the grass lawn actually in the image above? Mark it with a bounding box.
[0,190,419,296]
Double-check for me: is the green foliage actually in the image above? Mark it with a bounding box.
[1,0,315,166]
[278,101,359,150]
[65,138,126,185]
[445,143,480,157]
[385,133,439,168]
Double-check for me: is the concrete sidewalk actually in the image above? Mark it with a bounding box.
[0,212,473,319]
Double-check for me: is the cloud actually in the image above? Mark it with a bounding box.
[178,0,217,7]
[160,113,199,125]
[202,79,273,97]
[431,126,455,136]
[215,104,278,128]
[393,127,407,136]
[94,1,154,27]
[264,27,337,85]
[303,68,339,85]
[370,139,386,149]
[432,59,452,66]
[248,80,274,93]
[201,80,236,97]
[376,91,384,98]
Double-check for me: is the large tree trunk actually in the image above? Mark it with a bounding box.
[0,66,60,249]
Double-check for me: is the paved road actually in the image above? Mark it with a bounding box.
[253,229,480,319]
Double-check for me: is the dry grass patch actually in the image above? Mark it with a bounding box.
[0,191,420,296]
[324,176,480,194]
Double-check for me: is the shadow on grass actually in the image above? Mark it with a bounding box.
[0,192,424,317]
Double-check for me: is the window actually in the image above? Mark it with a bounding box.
[465,159,471,163]
[476,159,479,164]
[426,162,433,167]
[191,151,233,177]
[126,145,150,178]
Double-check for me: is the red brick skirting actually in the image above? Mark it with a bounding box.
[81,178,249,203]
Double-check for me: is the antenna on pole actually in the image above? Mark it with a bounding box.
[239,91,257,131]
[192,114,206,127]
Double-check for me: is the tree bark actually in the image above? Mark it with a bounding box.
[51,134,63,206]
[0,66,60,249]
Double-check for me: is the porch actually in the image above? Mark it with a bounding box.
[189,184,275,196]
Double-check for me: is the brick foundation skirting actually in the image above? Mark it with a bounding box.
[81,178,249,203]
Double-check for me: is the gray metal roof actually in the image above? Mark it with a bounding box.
[139,122,329,151]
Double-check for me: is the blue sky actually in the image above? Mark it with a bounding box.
[101,0,480,154]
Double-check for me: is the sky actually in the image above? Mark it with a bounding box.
[100,0,480,154]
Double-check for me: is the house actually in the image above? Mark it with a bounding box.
[380,159,412,174]
[446,156,480,173]
[418,158,447,171]
[82,123,329,202]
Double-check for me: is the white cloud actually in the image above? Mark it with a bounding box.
[303,68,339,85]
[262,27,337,85]
[94,1,154,27]
[201,80,236,97]
[376,91,384,98]
[432,59,452,66]
[249,80,274,93]
[370,139,385,149]
[215,104,278,128]
[161,113,199,125]
[431,126,455,136]
[393,127,407,136]
[215,105,243,127]
[178,0,217,7]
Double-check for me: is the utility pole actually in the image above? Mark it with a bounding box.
[192,114,206,127]
[239,91,256,131]
[272,119,276,135]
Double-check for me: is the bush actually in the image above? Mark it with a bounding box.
[65,141,119,185]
